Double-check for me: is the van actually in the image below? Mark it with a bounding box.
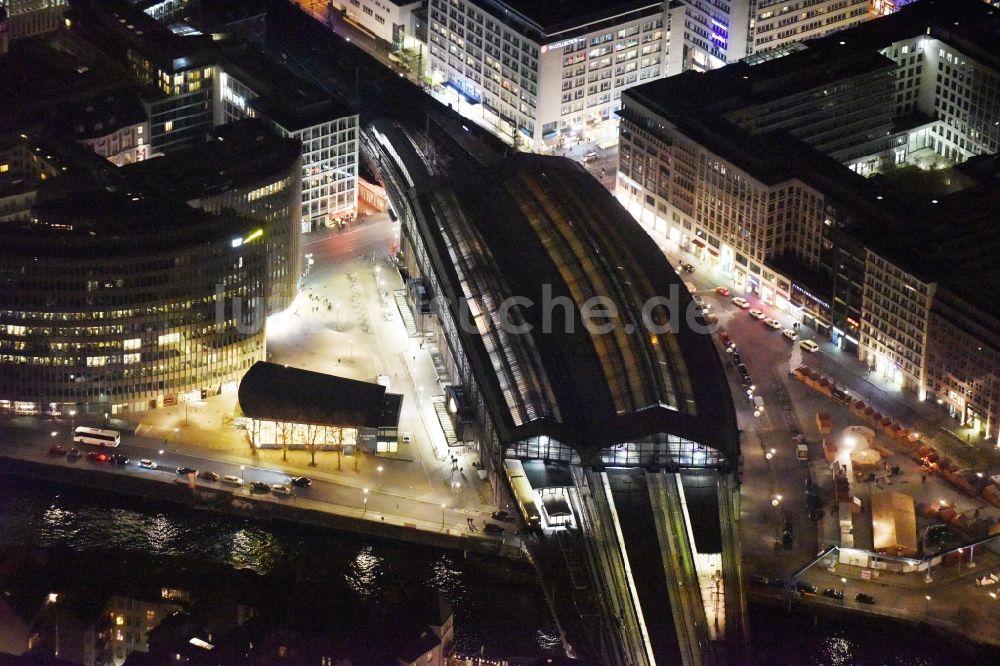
[799,339,819,353]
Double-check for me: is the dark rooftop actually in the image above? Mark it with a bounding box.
[409,153,739,464]
[469,0,661,38]
[121,119,301,201]
[238,362,401,428]
[220,48,355,132]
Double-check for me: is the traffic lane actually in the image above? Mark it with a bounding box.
[302,217,396,265]
[6,429,483,532]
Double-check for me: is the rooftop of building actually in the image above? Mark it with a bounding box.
[121,119,301,201]
[468,0,662,40]
[851,155,1000,319]
[219,47,355,132]
[66,0,221,71]
[237,362,402,429]
[0,40,125,134]
[43,87,148,140]
[805,0,1000,71]
[409,153,738,464]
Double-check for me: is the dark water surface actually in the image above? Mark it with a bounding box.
[2,476,997,664]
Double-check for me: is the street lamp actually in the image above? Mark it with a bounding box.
[841,576,847,600]
[69,409,76,435]
[377,465,384,485]
[925,594,931,621]
[350,338,354,359]
[440,503,447,528]
[363,487,369,516]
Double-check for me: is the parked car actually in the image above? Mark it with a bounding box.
[799,339,820,353]
[221,475,243,487]
[764,318,783,330]
[731,296,750,309]
[748,308,766,320]
[138,459,157,469]
[782,329,799,341]
[855,593,876,605]
[795,582,817,595]
[822,588,844,600]
[291,476,312,487]
[67,447,80,459]
[49,445,67,456]
[87,451,109,463]
[176,466,197,476]
[198,470,220,482]
[681,263,695,273]
[112,454,129,466]
[808,508,824,521]
[401,432,413,444]
[483,523,505,537]
[767,577,787,589]
[748,574,770,586]
[715,286,730,297]
[271,484,292,496]
[491,510,515,522]
[250,481,270,494]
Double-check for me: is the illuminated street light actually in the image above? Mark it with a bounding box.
[377,465,384,485]
[441,503,447,527]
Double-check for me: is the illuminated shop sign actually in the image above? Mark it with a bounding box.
[542,37,583,52]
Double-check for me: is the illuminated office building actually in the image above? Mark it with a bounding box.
[0,134,268,416]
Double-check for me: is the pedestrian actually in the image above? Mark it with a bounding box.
[922,473,927,484]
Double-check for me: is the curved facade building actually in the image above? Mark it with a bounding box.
[0,190,268,416]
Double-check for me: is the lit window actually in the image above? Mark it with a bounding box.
[0,164,8,172]
[164,120,174,132]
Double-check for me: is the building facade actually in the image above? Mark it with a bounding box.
[750,0,874,54]
[217,51,360,233]
[0,135,269,416]
[335,0,423,48]
[617,0,1000,445]
[426,0,670,149]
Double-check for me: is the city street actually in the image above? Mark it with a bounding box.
[634,224,1000,644]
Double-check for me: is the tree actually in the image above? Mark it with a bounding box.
[304,423,323,467]
[276,420,295,462]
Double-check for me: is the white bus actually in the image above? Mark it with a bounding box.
[73,426,121,448]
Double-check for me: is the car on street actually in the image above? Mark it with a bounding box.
[491,510,515,522]
[291,476,312,487]
[799,340,819,353]
[681,263,695,273]
[67,447,80,459]
[49,445,67,456]
[764,318,783,330]
[401,432,413,444]
[715,286,730,297]
[748,574,770,586]
[808,508,824,521]
[271,484,292,496]
[731,296,750,308]
[795,582,817,595]
[176,466,197,476]
[483,523,505,537]
[748,308,766,319]
[731,351,742,365]
[782,329,799,341]
[822,588,844,600]
[583,151,598,162]
[855,593,876,605]
[198,471,220,482]
[87,451,109,463]
[694,301,711,312]
[767,577,787,589]
[737,364,750,378]
[221,475,243,486]
[112,454,129,466]
[250,481,270,494]
[138,459,157,469]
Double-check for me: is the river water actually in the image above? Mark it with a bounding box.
[1,476,997,664]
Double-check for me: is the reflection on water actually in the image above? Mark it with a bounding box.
[345,544,384,599]
[0,477,557,660]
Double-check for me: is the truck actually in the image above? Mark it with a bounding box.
[797,444,809,462]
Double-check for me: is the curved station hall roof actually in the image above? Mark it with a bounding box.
[407,153,738,465]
